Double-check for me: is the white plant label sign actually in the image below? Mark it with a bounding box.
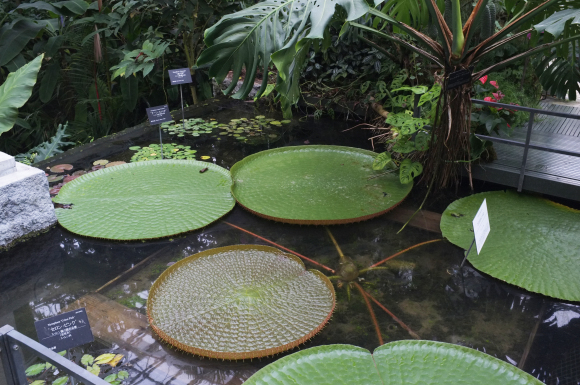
[473,199,490,254]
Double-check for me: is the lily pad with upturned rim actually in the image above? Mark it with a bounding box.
[244,341,543,384]
[147,245,335,360]
[440,190,580,301]
[53,160,235,240]
[230,145,412,224]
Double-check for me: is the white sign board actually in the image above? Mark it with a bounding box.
[472,199,490,254]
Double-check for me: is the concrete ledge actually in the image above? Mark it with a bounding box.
[0,158,57,248]
[0,152,16,177]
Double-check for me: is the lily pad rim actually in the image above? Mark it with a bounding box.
[245,341,543,384]
[230,145,412,225]
[147,244,336,360]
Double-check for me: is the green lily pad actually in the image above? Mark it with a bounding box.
[245,341,542,384]
[53,160,235,240]
[230,145,412,224]
[147,245,335,359]
[441,190,580,301]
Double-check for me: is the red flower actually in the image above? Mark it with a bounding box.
[479,75,488,84]
[484,96,494,102]
[490,80,499,89]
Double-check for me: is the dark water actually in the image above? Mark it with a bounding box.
[1,100,579,385]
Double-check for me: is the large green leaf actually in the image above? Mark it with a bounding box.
[535,50,580,101]
[230,145,412,224]
[533,8,580,38]
[53,160,235,240]
[245,341,543,384]
[148,245,335,359]
[0,54,43,136]
[39,60,61,103]
[197,0,378,111]
[0,20,44,67]
[441,190,580,301]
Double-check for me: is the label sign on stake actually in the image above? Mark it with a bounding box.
[472,199,490,254]
[146,105,172,159]
[146,105,172,125]
[168,68,193,133]
[168,68,193,85]
[34,308,94,352]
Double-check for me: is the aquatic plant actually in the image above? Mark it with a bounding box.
[230,145,412,224]
[224,222,441,345]
[244,342,543,384]
[441,190,580,301]
[129,144,197,162]
[161,118,217,137]
[25,351,129,385]
[147,245,335,359]
[53,160,235,240]
[218,116,290,144]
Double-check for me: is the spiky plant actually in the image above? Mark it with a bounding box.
[197,0,580,188]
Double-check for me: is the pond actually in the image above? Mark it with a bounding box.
[1,99,579,385]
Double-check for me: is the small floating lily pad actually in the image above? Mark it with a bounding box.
[50,164,73,173]
[130,144,197,162]
[105,161,126,168]
[93,159,109,166]
[47,175,64,183]
[53,160,235,240]
[441,190,580,301]
[244,341,542,384]
[148,245,335,359]
[230,145,412,224]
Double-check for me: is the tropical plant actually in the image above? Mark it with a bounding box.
[0,54,43,136]
[53,160,235,240]
[15,123,74,164]
[25,351,129,385]
[224,221,441,345]
[148,244,336,359]
[441,190,580,302]
[230,145,413,224]
[244,342,543,384]
[197,0,580,188]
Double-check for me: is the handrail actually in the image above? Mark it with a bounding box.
[0,325,108,385]
[470,98,580,192]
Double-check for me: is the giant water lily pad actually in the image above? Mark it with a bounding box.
[441,190,580,301]
[245,341,542,384]
[53,160,234,240]
[230,146,412,224]
[147,245,335,359]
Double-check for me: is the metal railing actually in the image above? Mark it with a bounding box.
[0,325,108,385]
[471,98,580,192]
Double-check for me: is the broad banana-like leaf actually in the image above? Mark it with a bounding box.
[40,60,61,103]
[197,0,381,116]
[0,20,44,67]
[0,54,44,136]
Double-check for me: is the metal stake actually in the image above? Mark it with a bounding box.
[180,83,185,132]
[159,126,163,159]
[460,237,476,268]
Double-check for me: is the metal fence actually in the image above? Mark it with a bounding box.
[0,325,108,385]
[471,98,580,192]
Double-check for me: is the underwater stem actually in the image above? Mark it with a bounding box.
[369,239,442,268]
[353,282,384,346]
[326,227,347,263]
[361,288,421,339]
[223,221,335,273]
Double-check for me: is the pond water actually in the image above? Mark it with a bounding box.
[1,100,579,385]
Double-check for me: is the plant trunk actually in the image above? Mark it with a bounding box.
[421,71,472,189]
